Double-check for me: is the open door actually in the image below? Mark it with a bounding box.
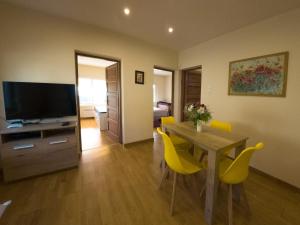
[106,63,122,143]
[75,51,123,151]
[181,67,202,121]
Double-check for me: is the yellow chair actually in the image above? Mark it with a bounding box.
[210,120,232,156]
[196,120,233,161]
[161,116,191,149]
[157,128,205,215]
[220,143,264,225]
[210,120,232,132]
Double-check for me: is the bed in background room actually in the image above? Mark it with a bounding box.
[153,101,172,127]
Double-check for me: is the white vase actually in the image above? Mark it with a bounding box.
[196,120,202,132]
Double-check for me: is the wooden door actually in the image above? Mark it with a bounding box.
[106,63,122,143]
[181,69,202,121]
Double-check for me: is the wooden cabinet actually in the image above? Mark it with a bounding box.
[0,122,79,182]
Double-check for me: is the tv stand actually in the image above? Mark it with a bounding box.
[22,119,41,125]
[61,121,70,126]
[0,121,79,182]
[7,123,23,129]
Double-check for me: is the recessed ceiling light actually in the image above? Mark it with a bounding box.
[168,27,174,33]
[124,7,130,15]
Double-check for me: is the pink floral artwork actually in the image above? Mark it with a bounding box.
[229,52,288,97]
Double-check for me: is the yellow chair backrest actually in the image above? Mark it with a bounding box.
[157,128,185,174]
[210,120,232,155]
[220,143,264,184]
[161,116,176,126]
[210,120,232,132]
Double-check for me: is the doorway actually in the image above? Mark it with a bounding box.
[75,51,122,151]
[153,66,174,128]
[181,66,202,121]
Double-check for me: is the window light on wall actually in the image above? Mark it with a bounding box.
[78,78,107,106]
[153,84,157,103]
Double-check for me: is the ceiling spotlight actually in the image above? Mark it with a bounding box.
[168,27,174,33]
[124,7,130,15]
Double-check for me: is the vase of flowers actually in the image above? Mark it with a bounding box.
[184,103,212,132]
[196,120,203,132]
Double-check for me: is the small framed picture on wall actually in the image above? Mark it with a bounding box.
[135,70,144,84]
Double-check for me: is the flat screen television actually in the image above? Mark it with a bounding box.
[3,81,77,120]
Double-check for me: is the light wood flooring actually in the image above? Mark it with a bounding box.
[0,132,299,225]
[80,118,115,151]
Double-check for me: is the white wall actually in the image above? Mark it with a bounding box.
[179,8,300,187]
[153,75,172,104]
[153,75,166,103]
[165,75,172,103]
[78,64,106,108]
[0,3,178,144]
[78,64,106,80]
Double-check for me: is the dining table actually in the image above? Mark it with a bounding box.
[163,121,248,225]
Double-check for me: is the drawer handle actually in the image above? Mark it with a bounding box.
[49,139,68,145]
[13,144,34,150]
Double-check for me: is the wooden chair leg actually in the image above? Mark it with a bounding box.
[228,184,233,225]
[170,172,177,215]
[166,167,170,180]
[160,159,170,180]
[199,170,207,199]
[189,145,194,155]
[199,152,207,162]
[241,183,251,216]
[200,184,206,199]
[160,158,166,170]
[159,166,169,189]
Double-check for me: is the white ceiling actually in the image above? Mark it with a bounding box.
[3,0,300,50]
[77,55,116,68]
[153,69,172,77]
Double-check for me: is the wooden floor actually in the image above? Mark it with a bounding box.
[80,118,115,151]
[0,131,299,225]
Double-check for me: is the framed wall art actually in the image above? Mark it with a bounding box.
[228,52,289,97]
[135,70,144,84]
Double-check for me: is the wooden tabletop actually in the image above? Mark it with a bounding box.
[163,122,248,152]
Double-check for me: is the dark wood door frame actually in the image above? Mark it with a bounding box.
[153,65,175,115]
[74,50,123,152]
[180,65,202,121]
[106,63,122,142]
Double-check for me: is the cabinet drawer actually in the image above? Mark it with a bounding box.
[44,147,78,171]
[1,139,42,158]
[44,135,77,152]
[1,129,79,182]
[3,163,46,182]
[3,152,43,169]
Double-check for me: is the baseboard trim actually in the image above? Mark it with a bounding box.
[225,156,300,191]
[249,166,300,192]
[123,138,154,148]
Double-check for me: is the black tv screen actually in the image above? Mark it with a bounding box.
[3,81,77,120]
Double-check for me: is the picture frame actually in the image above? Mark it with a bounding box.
[135,70,144,85]
[228,51,289,97]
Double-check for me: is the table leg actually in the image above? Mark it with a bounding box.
[233,141,246,202]
[204,151,221,225]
